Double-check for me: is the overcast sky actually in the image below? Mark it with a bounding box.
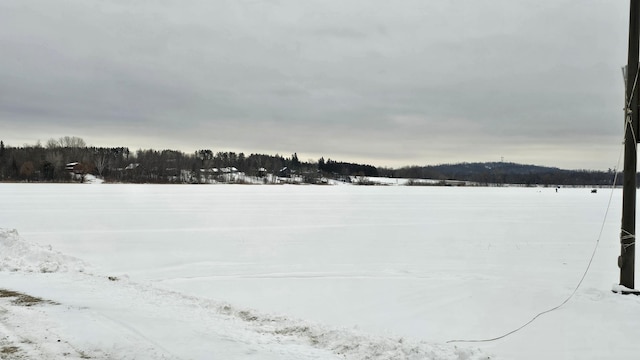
[0,0,631,170]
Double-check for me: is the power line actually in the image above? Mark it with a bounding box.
[447,144,623,344]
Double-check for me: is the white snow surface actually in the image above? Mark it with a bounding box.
[0,233,482,360]
[1,184,639,359]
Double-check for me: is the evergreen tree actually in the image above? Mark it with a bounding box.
[291,153,300,170]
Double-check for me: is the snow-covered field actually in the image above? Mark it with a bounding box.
[1,183,639,359]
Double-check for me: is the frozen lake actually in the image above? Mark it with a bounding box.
[0,183,634,359]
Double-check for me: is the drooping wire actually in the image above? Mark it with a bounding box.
[447,142,624,344]
[447,62,639,345]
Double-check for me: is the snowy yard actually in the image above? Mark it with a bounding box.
[1,183,639,359]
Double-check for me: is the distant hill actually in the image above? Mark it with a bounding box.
[385,162,619,186]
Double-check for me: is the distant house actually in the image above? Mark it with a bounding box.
[65,162,78,171]
[257,167,267,177]
[220,167,238,173]
[278,167,291,178]
[65,162,83,174]
[216,167,239,183]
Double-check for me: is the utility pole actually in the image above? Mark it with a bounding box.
[620,0,640,291]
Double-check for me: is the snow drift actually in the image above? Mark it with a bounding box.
[0,228,88,273]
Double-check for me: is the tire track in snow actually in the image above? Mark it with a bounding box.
[90,312,183,360]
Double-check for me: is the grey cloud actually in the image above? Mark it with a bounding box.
[0,0,630,169]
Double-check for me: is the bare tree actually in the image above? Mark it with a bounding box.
[94,153,109,177]
[45,138,60,149]
[45,151,63,168]
[77,162,95,183]
[59,136,86,148]
[19,161,34,181]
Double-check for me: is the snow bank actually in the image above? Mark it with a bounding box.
[105,279,489,360]
[227,306,486,360]
[0,228,88,273]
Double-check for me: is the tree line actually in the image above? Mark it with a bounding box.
[0,137,377,184]
[0,138,622,185]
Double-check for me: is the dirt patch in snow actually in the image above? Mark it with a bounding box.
[0,289,58,307]
[1,346,20,354]
[0,346,26,360]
